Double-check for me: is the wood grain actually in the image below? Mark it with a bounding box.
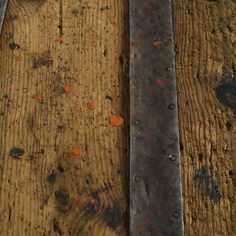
[0,0,129,235]
[173,0,236,235]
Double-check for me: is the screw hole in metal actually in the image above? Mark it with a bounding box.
[169,154,177,161]
[168,103,175,109]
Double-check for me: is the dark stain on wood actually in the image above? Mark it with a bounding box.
[32,51,53,69]
[32,57,52,69]
[9,42,20,50]
[47,171,57,184]
[215,80,236,110]
[9,148,24,159]
[103,202,122,229]
[194,165,222,202]
[55,188,72,214]
[55,188,70,205]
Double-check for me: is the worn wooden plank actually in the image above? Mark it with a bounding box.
[0,0,129,235]
[173,0,236,235]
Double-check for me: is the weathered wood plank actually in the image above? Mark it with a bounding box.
[173,0,236,235]
[0,0,129,235]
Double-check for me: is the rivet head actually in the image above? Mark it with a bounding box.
[173,212,180,219]
[168,103,175,109]
[169,154,177,161]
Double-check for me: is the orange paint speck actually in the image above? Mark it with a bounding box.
[56,36,63,42]
[64,86,72,94]
[109,115,124,127]
[88,103,95,110]
[32,95,43,101]
[156,79,162,86]
[71,147,81,156]
[63,152,70,158]
[153,39,161,46]
[15,56,22,61]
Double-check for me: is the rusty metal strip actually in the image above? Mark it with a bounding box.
[130,0,184,235]
[0,0,8,34]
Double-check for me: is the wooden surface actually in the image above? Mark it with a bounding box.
[0,0,129,235]
[173,0,236,235]
[0,0,236,235]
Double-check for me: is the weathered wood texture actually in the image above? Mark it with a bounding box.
[1,0,236,235]
[0,0,129,235]
[173,0,236,235]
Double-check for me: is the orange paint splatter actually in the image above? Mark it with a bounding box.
[32,95,43,101]
[15,56,22,61]
[88,103,95,110]
[109,115,124,127]
[55,36,63,42]
[153,39,161,46]
[63,152,70,158]
[71,147,81,156]
[156,79,162,86]
[64,86,72,94]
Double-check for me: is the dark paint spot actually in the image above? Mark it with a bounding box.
[32,57,53,69]
[47,171,56,184]
[194,165,222,201]
[10,148,24,159]
[103,202,122,229]
[55,188,70,205]
[215,81,236,110]
[9,42,20,50]
[226,121,233,131]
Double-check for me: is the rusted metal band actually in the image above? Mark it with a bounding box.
[130,0,184,235]
[0,0,8,34]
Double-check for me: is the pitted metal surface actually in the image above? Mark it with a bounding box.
[0,0,8,34]
[130,0,184,235]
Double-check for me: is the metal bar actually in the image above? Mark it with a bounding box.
[0,0,8,34]
[129,0,184,235]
